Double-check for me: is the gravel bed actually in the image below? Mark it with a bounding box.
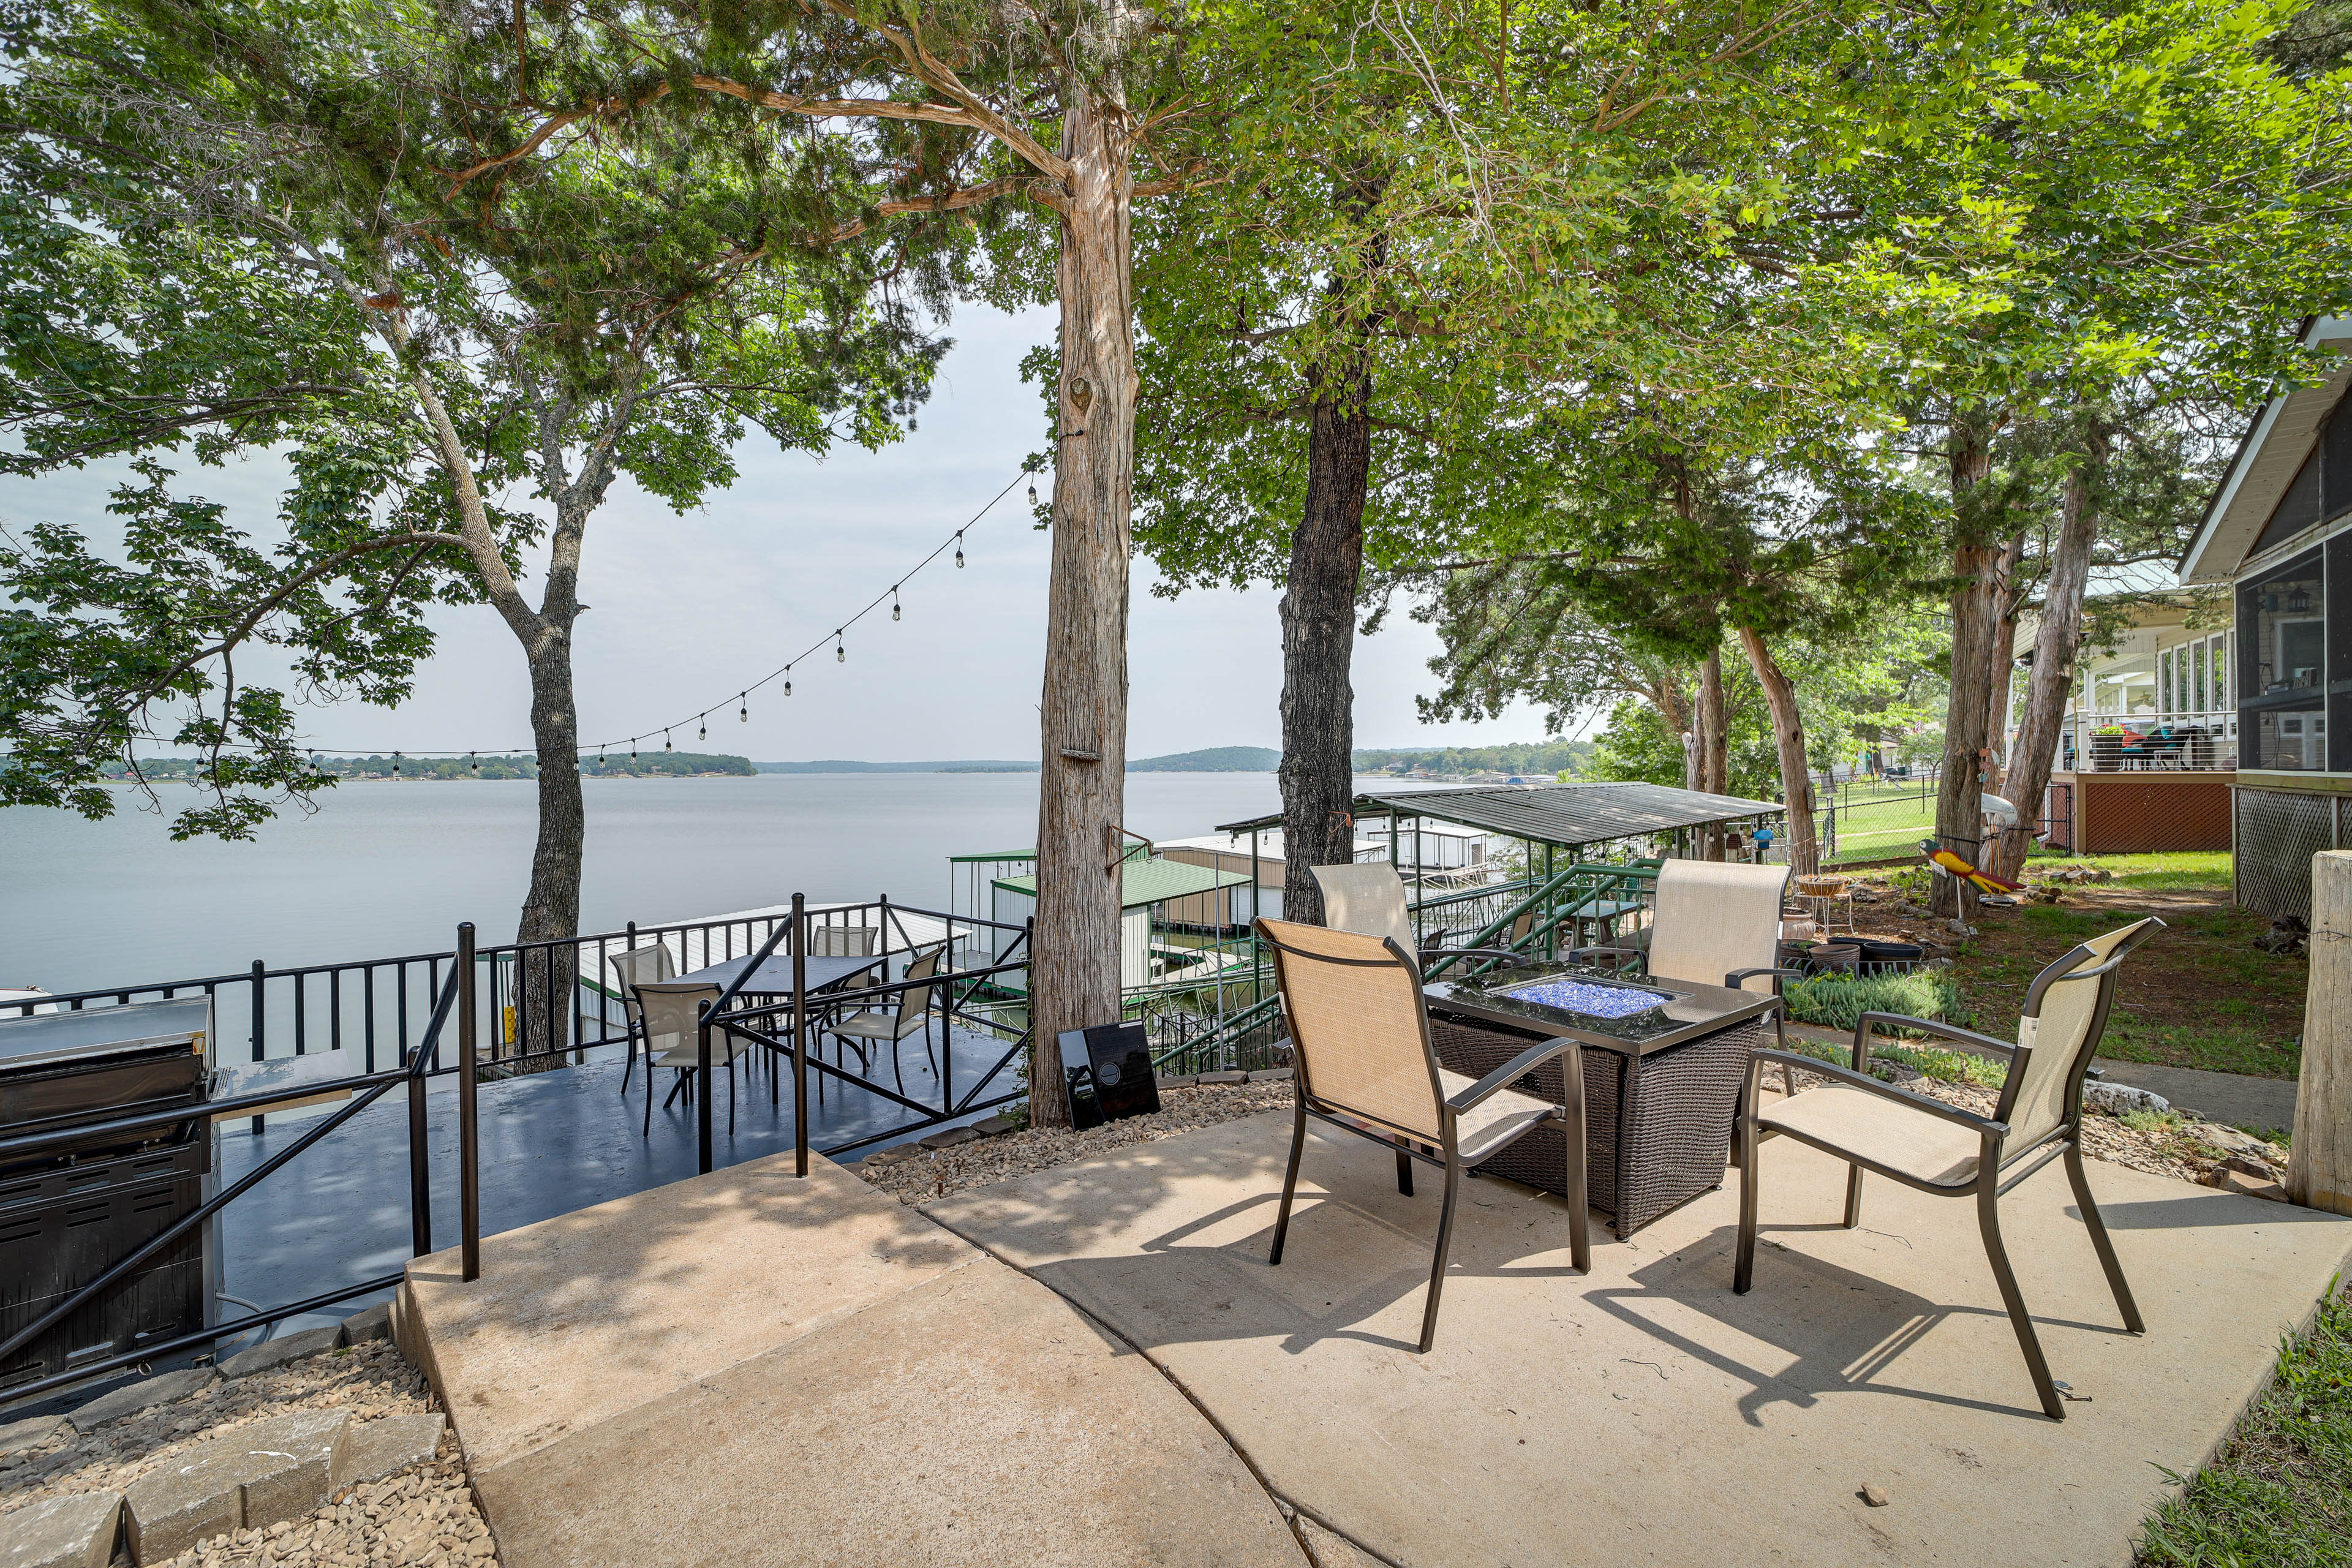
[0,1338,494,1567]
[858,1068,2281,1208]
[855,1080,1297,1204]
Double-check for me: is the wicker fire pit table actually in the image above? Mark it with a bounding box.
[1423,965,1778,1237]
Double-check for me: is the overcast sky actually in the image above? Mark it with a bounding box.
[3,304,1562,764]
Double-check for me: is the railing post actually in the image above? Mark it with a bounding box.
[408,1058,432,1257]
[696,1000,715,1175]
[793,893,809,1178]
[458,923,480,1283]
[249,959,266,1136]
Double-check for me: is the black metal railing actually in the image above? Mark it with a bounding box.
[1,895,1034,1409]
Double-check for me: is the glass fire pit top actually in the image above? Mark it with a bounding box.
[1494,978,1670,1019]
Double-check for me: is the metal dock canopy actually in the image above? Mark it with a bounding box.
[1216,781,1785,850]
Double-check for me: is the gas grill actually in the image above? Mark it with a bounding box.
[0,998,214,1389]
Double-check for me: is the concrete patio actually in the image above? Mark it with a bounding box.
[927,1110,2352,1567]
[393,1102,2352,1567]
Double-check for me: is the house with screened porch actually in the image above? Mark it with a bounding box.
[2178,312,2352,918]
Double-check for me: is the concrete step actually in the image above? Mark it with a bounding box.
[396,1152,1305,1567]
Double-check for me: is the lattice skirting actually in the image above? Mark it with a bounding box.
[2234,786,2345,921]
[1429,1013,1769,1237]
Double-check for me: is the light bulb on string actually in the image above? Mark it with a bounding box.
[698,715,707,742]
[738,693,748,723]
[663,730,673,752]
[835,631,845,663]
[955,531,965,568]
[392,751,401,777]
[1027,480,1036,507]
[470,752,479,774]
[631,742,638,761]
[892,586,901,622]
[784,668,793,697]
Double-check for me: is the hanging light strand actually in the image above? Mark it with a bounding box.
[239,461,1040,762]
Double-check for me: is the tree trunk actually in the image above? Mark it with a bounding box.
[1278,345,1372,929]
[1936,416,2002,919]
[1981,528,2026,802]
[1737,625,1818,876]
[1697,647,1727,858]
[1029,83,1134,1128]
[1991,428,2106,881]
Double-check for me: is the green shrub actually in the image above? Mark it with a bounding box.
[1784,970,1970,1035]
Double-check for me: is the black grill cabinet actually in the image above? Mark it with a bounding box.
[0,998,213,1390]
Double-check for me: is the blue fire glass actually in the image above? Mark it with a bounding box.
[1494,978,1668,1019]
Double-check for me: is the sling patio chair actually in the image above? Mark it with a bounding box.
[1256,916,1591,1353]
[823,944,947,1098]
[1310,862,1418,951]
[1732,917,2164,1420]
[606,941,676,1094]
[1570,857,1806,1092]
[630,980,748,1137]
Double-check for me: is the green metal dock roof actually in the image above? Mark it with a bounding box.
[1216,782,1784,847]
[992,858,1253,909]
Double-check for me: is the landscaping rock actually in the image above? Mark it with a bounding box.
[1156,1074,1198,1089]
[0,1414,65,1457]
[1860,1483,1890,1508]
[970,1113,1021,1137]
[123,1409,347,1564]
[217,1324,342,1381]
[919,1125,983,1150]
[1196,1070,1249,1085]
[862,1143,921,1167]
[2206,1166,2291,1203]
[67,1369,218,1434]
[2084,1082,2169,1117]
[0,1489,120,1568]
[332,1412,445,1488]
[338,1303,393,1345]
[1246,1067,1294,1082]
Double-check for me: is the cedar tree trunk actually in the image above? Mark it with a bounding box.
[1278,346,1372,929]
[1030,83,1135,1127]
[1992,427,2107,881]
[1698,647,1727,857]
[1738,626,1818,876]
[1936,418,2002,919]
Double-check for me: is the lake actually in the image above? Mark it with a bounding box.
[3,772,1314,994]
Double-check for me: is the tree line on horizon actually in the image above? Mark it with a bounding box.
[4,0,2348,1117]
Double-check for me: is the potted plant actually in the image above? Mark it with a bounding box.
[2091,723,2127,771]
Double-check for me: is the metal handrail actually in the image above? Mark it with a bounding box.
[0,964,462,1376]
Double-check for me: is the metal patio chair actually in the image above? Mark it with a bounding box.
[1571,857,1806,1093]
[630,980,745,1137]
[606,941,676,1094]
[1310,862,1417,951]
[824,944,946,1098]
[1733,917,2164,1420]
[1256,917,1591,1353]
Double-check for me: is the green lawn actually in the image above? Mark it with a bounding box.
[1822,787,1940,865]
[1940,854,2305,1080]
[2138,1280,2352,1566]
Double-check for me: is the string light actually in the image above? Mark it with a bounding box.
[392,751,401,776]
[280,463,1033,763]
[469,751,478,774]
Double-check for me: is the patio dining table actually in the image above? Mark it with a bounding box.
[1423,964,1777,1237]
[676,952,882,998]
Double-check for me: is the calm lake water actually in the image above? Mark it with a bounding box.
[3,772,1311,995]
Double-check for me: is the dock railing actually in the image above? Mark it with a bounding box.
[1,897,1032,1409]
